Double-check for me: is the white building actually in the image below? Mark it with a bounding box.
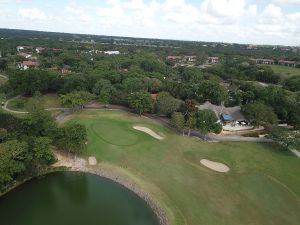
[104,51,120,55]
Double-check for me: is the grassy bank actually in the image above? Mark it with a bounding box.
[270,65,300,78]
[61,109,300,225]
[7,94,61,111]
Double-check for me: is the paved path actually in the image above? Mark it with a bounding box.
[1,95,28,114]
[0,74,8,80]
[290,149,300,158]
[1,95,71,119]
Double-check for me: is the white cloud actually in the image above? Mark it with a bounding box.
[2,1,299,46]
[18,8,47,20]
[66,2,92,23]
[273,0,300,5]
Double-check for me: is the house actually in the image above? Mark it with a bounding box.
[36,47,46,53]
[16,46,33,52]
[60,65,72,75]
[196,101,249,129]
[17,52,32,59]
[104,51,120,55]
[184,56,197,62]
[18,61,39,70]
[278,60,299,67]
[166,55,197,62]
[255,58,275,65]
[208,57,219,64]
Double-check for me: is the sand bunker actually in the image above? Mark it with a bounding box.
[200,159,230,173]
[133,126,164,140]
[88,156,97,166]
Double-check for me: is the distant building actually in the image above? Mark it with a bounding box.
[17,52,32,59]
[18,61,39,70]
[104,51,120,55]
[16,46,33,52]
[255,58,275,65]
[208,57,219,64]
[166,55,197,62]
[36,47,46,53]
[278,60,299,67]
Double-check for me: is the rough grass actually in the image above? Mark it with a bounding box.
[0,76,8,86]
[270,65,300,78]
[62,109,300,225]
[7,94,61,111]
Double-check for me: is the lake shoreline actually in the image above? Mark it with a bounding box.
[52,152,169,225]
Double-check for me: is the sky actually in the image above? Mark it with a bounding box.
[1,0,300,46]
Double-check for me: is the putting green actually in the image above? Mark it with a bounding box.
[90,120,139,146]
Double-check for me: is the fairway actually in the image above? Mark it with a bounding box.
[270,65,300,77]
[62,109,300,225]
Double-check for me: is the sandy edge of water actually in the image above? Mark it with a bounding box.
[53,151,169,225]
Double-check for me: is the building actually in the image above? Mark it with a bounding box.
[166,55,197,62]
[17,52,32,59]
[196,101,248,127]
[208,57,219,64]
[16,46,33,52]
[36,47,46,53]
[104,51,120,55]
[255,58,275,65]
[18,61,39,70]
[278,60,299,67]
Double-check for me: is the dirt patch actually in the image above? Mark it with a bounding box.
[133,126,164,140]
[200,159,230,173]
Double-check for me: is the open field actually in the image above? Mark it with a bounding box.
[7,94,61,111]
[270,65,300,78]
[61,109,300,225]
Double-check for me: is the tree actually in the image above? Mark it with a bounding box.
[197,80,228,105]
[171,112,185,135]
[60,91,93,111]
[55,124,87,154]
[92,79,116,104]
[242,102,278,126]
[127,92,153,115]
[0,140,28,191]
[22,110,56,137]
[155,92,182,116]
[32,137,54,165]
[268,127,298,150]
[194,110,222,139]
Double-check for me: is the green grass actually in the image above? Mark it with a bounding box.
[7,94,61,111]
[270,65,300,78]
[0,76,8,86]
[62,110,300,225]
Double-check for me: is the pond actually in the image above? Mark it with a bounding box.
[0,172,160,225]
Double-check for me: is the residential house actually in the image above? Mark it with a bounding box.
[19,61,39,70]
[16,46,33,52]
[17,52,32,59]
[196,101,248,127]
[166,55,197,62]
[36,47,46,53]
[104,51,120,55]
[255,58,275,65]
[208,57,219,64]
[278,60,299,67]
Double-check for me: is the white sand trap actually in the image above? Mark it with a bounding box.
[200,159,230,173]
[133,126,164,140]
[88,156,97,166]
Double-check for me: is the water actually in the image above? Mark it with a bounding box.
[0,172,159,225]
